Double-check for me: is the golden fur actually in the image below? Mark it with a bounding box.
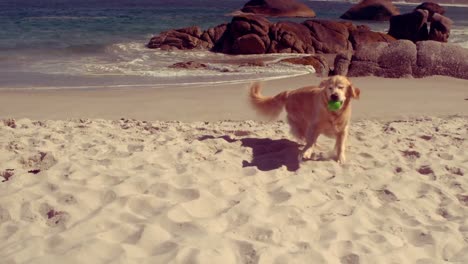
[249,75,360,163]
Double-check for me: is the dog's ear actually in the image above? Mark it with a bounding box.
[348,85,360,99]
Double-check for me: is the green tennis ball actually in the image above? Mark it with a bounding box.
[328,101,342,111]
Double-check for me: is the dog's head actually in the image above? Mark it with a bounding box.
[320,75,360,105]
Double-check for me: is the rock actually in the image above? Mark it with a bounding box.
[415,2,445,21]
[169,61,208,69]
[268,21,314,53]
[303,19,352,54]
[349,25,396,49]
[224,15,271,54]
[201,24,228,46]
[241,0,316,17]
[348,40,417,78]
[331,52,352,76]
[388,9,429,42]
[429,13,452,42]
[232,33,267,54]
[414,41,468,79]
[280,55,329,75]
[147,26,212,50]
[340,0,399,21]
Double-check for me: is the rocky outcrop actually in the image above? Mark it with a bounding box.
[147,26,212,50]
[241,0,316,17]
[349,25,396,49]
[331,52,353,76]
[429,13,452,42]
[148,16,394,55]
[414,41,468,79]
[348,40,468,79]
[340,0,399,21]
[414,2,445,20]
[388,9,429,42]
[268,21,314,53]
[348,40,417,78]
[303,20,352,54]
[388,4,452,44]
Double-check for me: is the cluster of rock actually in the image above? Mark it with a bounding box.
[148,15,395,56]
[147,0,467,79]
[388,2,452,42]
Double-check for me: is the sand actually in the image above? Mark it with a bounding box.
[0,75,467,263]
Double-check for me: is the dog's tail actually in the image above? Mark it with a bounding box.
[249,82,289,119]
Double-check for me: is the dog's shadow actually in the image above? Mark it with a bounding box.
[199,135,302,171]
[240,138,302,172]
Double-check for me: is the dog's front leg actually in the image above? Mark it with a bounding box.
[335,126,348,164]
[299,126,320,161]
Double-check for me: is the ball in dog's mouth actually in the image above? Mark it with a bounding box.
[327,100,343,111]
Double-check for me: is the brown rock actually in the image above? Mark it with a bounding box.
[223,15,271,54]
[201,23,228,46]
[241,0,316,17]
[147,26,212,50]
[169,61,208,69]
[349,25,396,49]
[429,13,452,42]
[331,52,352,76]
[388,9,429,42]
[268,21,314,53]
[415,2,445,21]
[340,0,399,21]
[280,55,329,75]
[303,19,352,54]
[232,34,267,54]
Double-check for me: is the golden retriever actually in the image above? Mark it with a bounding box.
[249,75,360,164]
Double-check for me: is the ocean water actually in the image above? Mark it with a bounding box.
[0,0,467,89]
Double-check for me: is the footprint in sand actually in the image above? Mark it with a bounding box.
[405,230,434,247]
[57,194,77,205]
[340,253,360,264]
[0,206,11,224]
[127,144,144,152]
[269,188,291,203]
[376,189,399,203]
[235,240,259,264]
[146,182,200,202]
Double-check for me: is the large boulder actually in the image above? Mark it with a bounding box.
[222,15,271,54]
[414,41,468,79]
[414,2,445,21]
[303,20,352,54]
[201,24,228,46]
[232,34,267,54]
[388,9,429,42]
[147,26,211,50]
[331,52,352,76]
[349,25,396,49]
[241,0,316,17]
[268,21,314,53]
[348,40,417,78]
[340,0,399,21]
[429,13,452,42]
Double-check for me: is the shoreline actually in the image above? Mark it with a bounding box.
[0,74,467,122]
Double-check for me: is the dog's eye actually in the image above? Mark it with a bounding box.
[328,87,333,91]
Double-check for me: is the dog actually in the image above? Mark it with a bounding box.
[249,75,360,164]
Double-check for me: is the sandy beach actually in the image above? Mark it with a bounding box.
[1,75,468,263]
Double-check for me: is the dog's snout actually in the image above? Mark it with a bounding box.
[331,93,339,101]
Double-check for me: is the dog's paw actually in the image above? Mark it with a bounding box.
[337,154,346,164]
[300,149,314,161]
